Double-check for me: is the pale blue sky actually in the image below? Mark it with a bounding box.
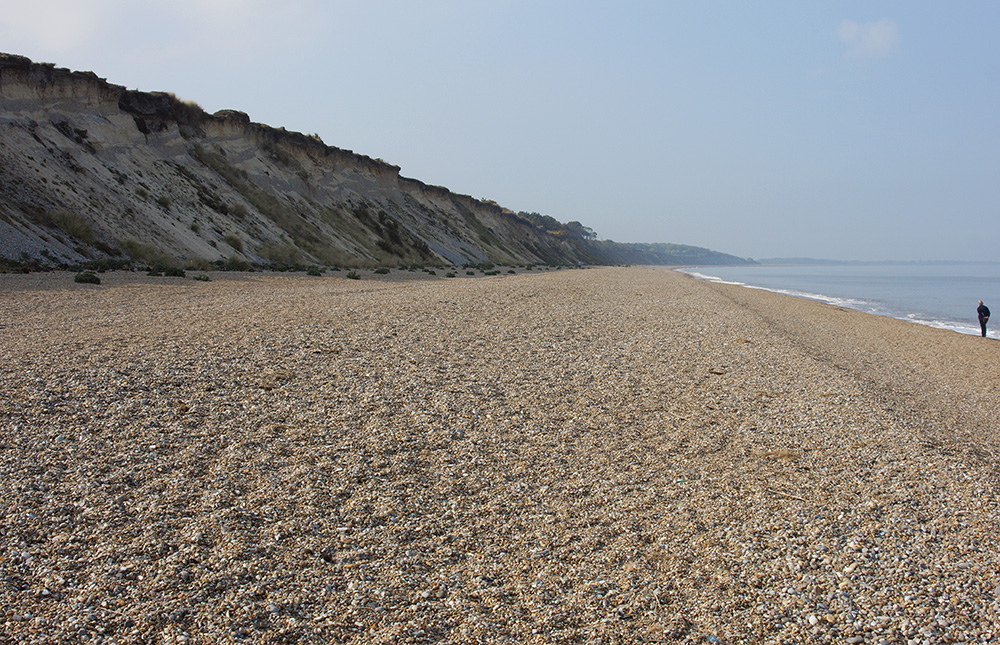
[3,1,998,261]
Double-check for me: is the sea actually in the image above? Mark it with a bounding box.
[679,262,1000,338]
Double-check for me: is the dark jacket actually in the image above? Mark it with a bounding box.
[979,304,990,322]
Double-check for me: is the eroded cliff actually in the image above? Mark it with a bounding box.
[0,53,588,268]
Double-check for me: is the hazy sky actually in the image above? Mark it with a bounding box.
[3,1,999,261]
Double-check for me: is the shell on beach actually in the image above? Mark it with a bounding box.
[1,267,999,643]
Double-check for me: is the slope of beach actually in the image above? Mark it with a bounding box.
[1,267,998,643]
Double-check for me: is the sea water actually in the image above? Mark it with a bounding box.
[679,263,1000,338]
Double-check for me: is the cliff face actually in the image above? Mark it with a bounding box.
[0,54,754,269]
[0,54,588,268]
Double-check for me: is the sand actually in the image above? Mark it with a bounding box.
[1,266,998,644]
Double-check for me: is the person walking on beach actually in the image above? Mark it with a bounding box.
[977,300,990,337]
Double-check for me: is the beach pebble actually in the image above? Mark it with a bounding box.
[1,268,998,643]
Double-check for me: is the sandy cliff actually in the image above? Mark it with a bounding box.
[0,54,589,268]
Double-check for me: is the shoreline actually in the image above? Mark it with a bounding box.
[677,265,997,339]
[2,266,998,642]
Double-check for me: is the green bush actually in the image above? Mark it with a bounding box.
[52,210,96,245]
[224,256,250,271]
[346,271,360,280]
[258,241,300,266]
[93,241,121,257]
[224,234,243,252]
[25,207,95,245]
[193,273,211,282]
[188,257,214,271]
[466,270,476,275]
[306,266,323,276]
[82,259,131,271]
[374,267,390,275]
[119,239,178,266]
[149,263,185,277]
[74,271,100,284]
[445,272,456,278]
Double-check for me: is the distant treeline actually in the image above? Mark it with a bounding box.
[516,212,753,266]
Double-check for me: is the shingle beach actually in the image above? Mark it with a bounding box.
[2,266,999,644]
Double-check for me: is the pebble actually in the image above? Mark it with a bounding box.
[1,267,999,643]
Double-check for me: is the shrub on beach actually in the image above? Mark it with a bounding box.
[346,271,360,280]
[148,263,185,277]
[223,256,250,271]
[74,271,100,284]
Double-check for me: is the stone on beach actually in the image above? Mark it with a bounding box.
[1,267,998,643]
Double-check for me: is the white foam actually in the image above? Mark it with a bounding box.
[905,316,985,337]
[725,283,871,309]
[680,270,744,286]
[680,268,994,338]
